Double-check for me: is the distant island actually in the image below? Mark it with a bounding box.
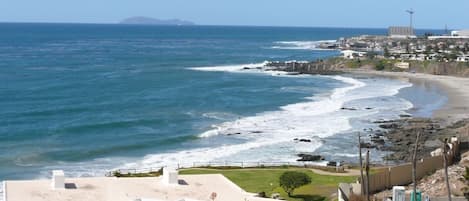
[119,17,195,26]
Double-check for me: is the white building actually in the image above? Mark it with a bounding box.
[429,29,469,39]
[457,55,469,62]
[341,50,366,59]
[451,30,469,37]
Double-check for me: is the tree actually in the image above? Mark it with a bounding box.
[375,60,386,71]
[279,171,311,196]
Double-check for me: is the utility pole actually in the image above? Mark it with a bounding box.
[443,138,452,201]
[358,133,365,197]
[412,131,421,201]
[365,150,370,201]
[406,8,415,35]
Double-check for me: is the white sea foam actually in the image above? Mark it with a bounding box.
[189,61,312,78]
[202,112,238,120]
[271,40,338,50]
[117,66,414,170]
[189,62,269,72]
[36,67,414,174]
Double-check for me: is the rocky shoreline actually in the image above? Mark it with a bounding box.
[369,118,468,162]
[264,60,469,164]
[265,60,344,75]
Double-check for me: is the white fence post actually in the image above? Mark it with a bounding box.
[2,181,6,201]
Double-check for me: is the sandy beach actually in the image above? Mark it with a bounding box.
[346,69,469,125]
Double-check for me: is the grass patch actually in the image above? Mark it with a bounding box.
[180,168,356,201]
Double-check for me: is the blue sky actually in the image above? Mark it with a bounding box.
[0,0,468,29]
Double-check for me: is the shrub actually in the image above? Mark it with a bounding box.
[257,192,267,198]
[375,60,386,71]
[279,171,311,196]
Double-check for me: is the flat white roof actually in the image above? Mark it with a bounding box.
[4,174,273,201]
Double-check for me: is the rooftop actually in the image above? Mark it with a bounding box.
[3,174,272,201]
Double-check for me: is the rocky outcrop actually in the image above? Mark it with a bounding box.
[297,154,324,161]
[378,118,469,162]
[266,60,345,75]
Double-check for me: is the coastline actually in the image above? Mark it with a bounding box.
[342,68,469,162]
[267,61,469,162]
[344,69,469,125]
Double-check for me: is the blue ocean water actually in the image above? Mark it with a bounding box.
[0,24,445,180]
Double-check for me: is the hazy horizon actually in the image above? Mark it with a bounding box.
[1,0,468,29]
[0,21,452,31]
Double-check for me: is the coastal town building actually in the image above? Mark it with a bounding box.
[320,29,469,62]
[452,30,469,37]
[341,50,366,59]
[457,55,469,62]
[428,29,469,39]
[388,26,416,39]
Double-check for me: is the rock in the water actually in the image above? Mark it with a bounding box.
[294,138,312,143]
[399,114,412,118]
[360,142,376,149]
[341,107,357,111]
[379,123,399,129]
[297,154,324,161]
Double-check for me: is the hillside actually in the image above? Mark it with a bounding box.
[120,17,195,26]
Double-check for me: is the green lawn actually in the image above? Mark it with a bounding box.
[180,168,356,201]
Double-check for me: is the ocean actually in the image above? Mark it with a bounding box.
[0,23,447,180]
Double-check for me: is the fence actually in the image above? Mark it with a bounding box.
[107,161,345,177]
[360,138,460,193]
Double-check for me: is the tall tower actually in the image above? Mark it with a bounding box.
[406,9,415,35]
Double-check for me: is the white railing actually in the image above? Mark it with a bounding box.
[107,160,342,177]
[1,181,4,201]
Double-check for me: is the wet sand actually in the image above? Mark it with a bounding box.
[346,69,469,125]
